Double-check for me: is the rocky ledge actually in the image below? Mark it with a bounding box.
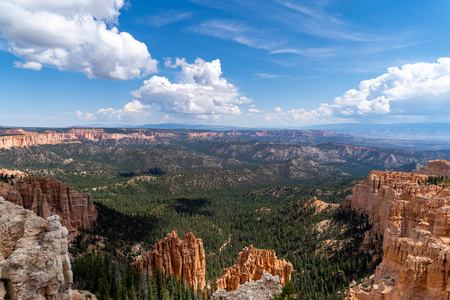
[212,273,282,300]
[0,197,73,299]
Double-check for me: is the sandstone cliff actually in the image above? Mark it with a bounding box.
[0,175,97,236]
[0,197,73,299]
[133,231,206,290]
[212,273,282,300]
[0,129,173,149]
[215,245,293,292]
[345,166,450,299]
[413,159,450,177]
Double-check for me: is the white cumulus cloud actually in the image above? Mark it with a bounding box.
[14,61,42,70]
[132,57,252,116]
[334,57,450,115]
[0,0,157,80]
[76,100,151,123]
[266,58,450,124]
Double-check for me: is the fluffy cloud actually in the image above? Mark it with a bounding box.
[334,57,450,115]
[267,58,450,124]
[14,61,42,70]
[76,100,151,122]
[0,0,157,80]
[132,58,252,116]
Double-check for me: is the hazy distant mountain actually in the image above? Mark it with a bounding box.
[302,123,450,141]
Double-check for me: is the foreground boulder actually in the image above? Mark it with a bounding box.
[0,173,97,236]
[0,197,72,299]
[212,273,282,300]
[216,245,293,292]
[133,231,206,290]
[345,162,450,299]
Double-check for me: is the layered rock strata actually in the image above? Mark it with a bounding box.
[212,273,282,300]
[133,231,206,290]
[0,175,97,235]
[215,245,293,292]
[0,129,172,149]
[345,166,450,299]
[0,197,73,299]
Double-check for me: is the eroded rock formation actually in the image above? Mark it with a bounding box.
[0,197,73,299]
[413,159,450,177]
[215,245,293,292]
[0,175,97,235]
[0,129,173,149]
[212,273,282,300]
[345,165,450,299]
[306,196,339,214]
[133,231,206,290]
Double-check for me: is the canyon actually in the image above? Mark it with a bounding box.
[0,197,72,300]
[346,160,450,299]
[0,172,97,236]
[215,245,293,292]
[133,231,206,291]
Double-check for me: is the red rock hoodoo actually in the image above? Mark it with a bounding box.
[345,161,450,299]
[215,245,293,292]
[0,174,98,235]
[133,231,206,290]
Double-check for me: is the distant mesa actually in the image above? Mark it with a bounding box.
[0,170,98,237]
[133,230,206,290]
[0,128,173,149]
[345,161,450,299]
[215,245,293,292]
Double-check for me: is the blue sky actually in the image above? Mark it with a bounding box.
[0,0,449,127]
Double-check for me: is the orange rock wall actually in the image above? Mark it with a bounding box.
[346,166,450,299]
[0,176,98,235]
[0,129,172,149]
[215,245,293,292]
[133,231,206,290]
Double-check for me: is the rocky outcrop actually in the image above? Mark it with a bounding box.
[133,231,206,290]
[215,245,293,292]
[0,169,27,179]
[212,273,282,300]
[345,166,450,299]
[0,129,173,149]
[413,159,450,177]
[0,175,97,236]
[0,197,72,299]
[306,196,339,214]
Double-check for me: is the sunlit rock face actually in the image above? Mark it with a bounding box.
[413,159,450,177]
[0,128,173,149]
[133,231,206,290]
[345,162,450,300]
[215,245,293,292]
[0,197,73,300]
